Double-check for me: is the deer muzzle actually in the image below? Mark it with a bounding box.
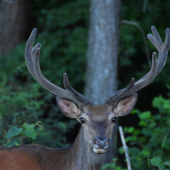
[92,136,110,154]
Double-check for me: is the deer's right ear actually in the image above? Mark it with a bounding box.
[56,97,81,118]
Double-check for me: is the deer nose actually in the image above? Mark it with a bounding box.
[93,137,109,149]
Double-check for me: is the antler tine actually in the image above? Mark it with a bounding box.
[25,28,39,80]
[165,28,170,49]
[106,26,169,105]
[128,52,157,92]
[106,77,135,105]
[25,28,90,108]
[33,48,71,98]
[63,73,90,107]
[148,26,170,76]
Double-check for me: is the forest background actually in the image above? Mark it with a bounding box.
[0,0,170,169]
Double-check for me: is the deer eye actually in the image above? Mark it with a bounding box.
[80,118,86,123]
[111,117,117,123]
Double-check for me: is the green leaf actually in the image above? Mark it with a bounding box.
[130,109,140,114]
[139,120,147,126]
[6,126,23,139]
[7,138,21,147]
[163,162,170,167]
[128,127,134,133]
[23,123,35,130]
[139,111,151,119]
[159,164,164,169]
[140,150,150,156]
[150,157,162,167]
[21,128,37,139]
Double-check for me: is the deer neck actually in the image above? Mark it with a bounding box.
[66,128,105,170]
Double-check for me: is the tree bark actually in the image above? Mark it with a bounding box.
[0,0,30,55]
[85,0,121,166]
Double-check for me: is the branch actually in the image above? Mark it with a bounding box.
[121,20,151,68]
[143,0,147,13]
[119,126,132,170]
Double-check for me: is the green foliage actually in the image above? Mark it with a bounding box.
[0,0,89,148]
[150,157,162,168]
[5,121,42,147]
[122,94,170,170]
[102,159,127,170]
[150,157,170,170]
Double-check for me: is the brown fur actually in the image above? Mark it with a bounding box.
[0,144,67,170]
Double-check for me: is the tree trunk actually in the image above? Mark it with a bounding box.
[85,0,121,166]
[0,0,30,55]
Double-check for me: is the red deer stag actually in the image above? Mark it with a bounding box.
[0,26,170,170]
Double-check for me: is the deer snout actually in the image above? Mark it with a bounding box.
[93,137,109,149]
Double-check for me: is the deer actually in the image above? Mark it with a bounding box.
[0,26,170,170]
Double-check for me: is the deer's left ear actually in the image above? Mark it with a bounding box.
[114,93,138,116]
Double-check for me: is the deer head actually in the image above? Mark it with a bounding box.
[25,26,170,154]
[56,94,137,154]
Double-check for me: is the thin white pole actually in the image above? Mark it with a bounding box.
[119,126,132,170]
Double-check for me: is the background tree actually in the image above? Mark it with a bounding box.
[0,0,30,55]
[85,0,121,164]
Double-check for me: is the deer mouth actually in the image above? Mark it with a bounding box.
[93,148,107,154]
[91,143,109,154]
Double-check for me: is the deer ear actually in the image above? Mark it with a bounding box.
[114,94,138,116]
[56,97,81,118]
